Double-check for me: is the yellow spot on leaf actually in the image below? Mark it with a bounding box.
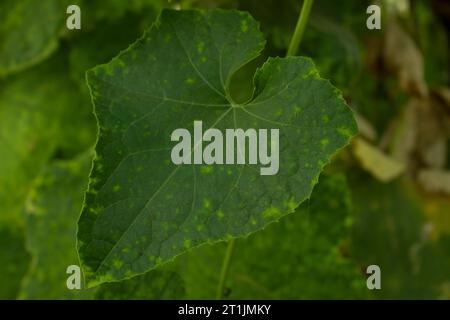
[197,41,205,53]
[321,138,330,147]
[262,206,280,219]
[113,259,123,269]
[200,166,213,174]
[338,126,353,138]
[241,19,249,33]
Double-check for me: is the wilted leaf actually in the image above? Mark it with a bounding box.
[354,112,377,141]
[78,9,357,286]
[382,94,449,173]
[432,87,450,108]
[414,99,447,169]
[384,19,428,97]
[381,99,418,164]
[353,137,405,182]
[418,169,450,194]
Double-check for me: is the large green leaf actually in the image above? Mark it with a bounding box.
[0,0,66,77]
[180,174,368,299]
[78,9,357,286]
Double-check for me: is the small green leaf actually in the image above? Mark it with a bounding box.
[0,55,95,223]
[78,9,357,286]
[0,60,60,223]
[0,0,66,77]
[20,153,94,299]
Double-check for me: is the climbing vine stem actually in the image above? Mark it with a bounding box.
[287,0,315,56]
[216,239,236,299]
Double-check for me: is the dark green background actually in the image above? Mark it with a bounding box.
[0,0,448,299]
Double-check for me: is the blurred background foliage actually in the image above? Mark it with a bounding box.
[0,0,448,299]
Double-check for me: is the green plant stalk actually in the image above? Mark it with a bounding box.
[216,239,236,299]
[287,0,315,56]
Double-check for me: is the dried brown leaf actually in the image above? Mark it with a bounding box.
[354,112,377,141]
[384,19,428,97]
[418,169,450,194]
[353,137,405,182]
